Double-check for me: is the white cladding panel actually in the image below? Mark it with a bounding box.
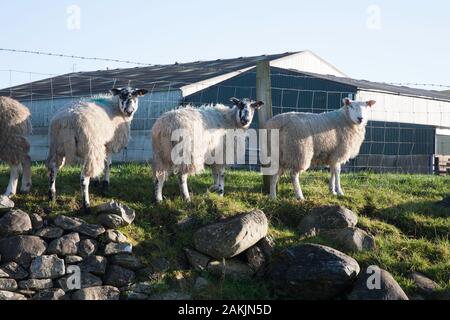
[357,90,450,129]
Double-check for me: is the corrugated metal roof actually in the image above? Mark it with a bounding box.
[0,52,299,101]
[272,67,450,102]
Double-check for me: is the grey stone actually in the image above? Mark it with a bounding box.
[193,277,209,291]
[151,257,170,272]
[246,246,266,273]
[193,209,268,259]
[104,242,132,255]
[257,236,275,258]
[0,209,32,236]
[65,255,83,264]
[79,255,107,275]
[348,267,409,300]
[320,227,376,252]
[103,265,135,288]
[18,278,53,291]
[53,215,105,238]
[207,259,254,280]
[47,232,80,256]
[176,216,198,231]
[92,200,135,225]
[57,272,102,292]
[124,291,149,300]
[109,254,142,270]
[129,282,153,295]
[271,244,360,300]
[408,271,442,299]
[0,235,47,266]
[78,239,97,257]
[0,195,14,213]
[184,248,210,271]
[16,289,35,298]
[32,288,66,300]
[29,213,44,230]
[0,290,26,300]
[298,206,358,237]
[30,255,65,279]
[0,262,29,279]
[71,285,120,300]
[98,214,125,229]
[34,227,64,239]
[104,229,128,243]
[0,278,18,291]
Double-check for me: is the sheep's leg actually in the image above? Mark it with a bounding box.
[80,173,91,214]
[5,165,20,197]
[334,163,344,196]
[48,162,58,202]
[291,172,305,200]
[329,165,337,196]
[209,165,225,196]
[269,173,279,199]
[178,173,190,201]
[155,171,166,203]
[102,153,112,189]
[20,155,32,194]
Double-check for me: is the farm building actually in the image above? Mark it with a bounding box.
[1,51,449,173]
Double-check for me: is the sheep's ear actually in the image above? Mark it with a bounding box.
[133,89,148,96]
[230,97,241,106]
[110,88,121,96]
[251,101,264,109]
[343,98,352,106]
[366,100,376,107]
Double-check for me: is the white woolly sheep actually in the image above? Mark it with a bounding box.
[0,96,33,197]
[265,98,376,200]
[46,87,148,213]
[152,97,264,202]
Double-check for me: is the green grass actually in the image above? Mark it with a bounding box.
[1,163,449,299]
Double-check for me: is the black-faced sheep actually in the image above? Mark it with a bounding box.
[0,96,32,197]
[265,98,376,200]
[46,87,148,213]
[152,98,263,202]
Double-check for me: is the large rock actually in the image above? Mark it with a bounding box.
[0,195,14,213]
[347,267,408,300]
[271,244,360,300]
[78,239,97,257]
[408,271,442,299]
[53,215,105,238]
[47,232,80,256]
[57,272,102,292]
[79,255,107,275]
[30,255,65,279]
[29,213,44,230]
[0,209,32,236]
[103,265,135,288]
[246,246,266,273]
[92,200,135,225]
[193,210,268,259]
[104,242,132,255]
[71,285,120,300]
[0,262,29,279]
[34,227,64,239]
[207,260,254,280]
[104,229,128,243]
[32,288,66,300]
[98,214,125,229]
[320,227,376,252]
[0,278,18,291]
[18,278,53,291]
[65,255,83,264]
[0,235,47,266]
[0,290,26,300]
[108,254,142,270]
[298,206,358,237]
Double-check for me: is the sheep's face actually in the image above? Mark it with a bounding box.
[343,98,376,125]
[110,87,148,117]
[230,97,264,128]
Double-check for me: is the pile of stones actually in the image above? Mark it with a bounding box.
[0,200,153,300]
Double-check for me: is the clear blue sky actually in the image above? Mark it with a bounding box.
[1,0,449,90]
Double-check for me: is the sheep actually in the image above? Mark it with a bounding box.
[0,96,33,198]
[264,98,376,200]
[46,87,148,213]
[152,97,264,202]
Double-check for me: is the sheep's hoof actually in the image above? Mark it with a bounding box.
[82,203,92,215]
[101,181,110,190]
[19,189,31,195]
[208,185,224,195]
[337,192,345,197]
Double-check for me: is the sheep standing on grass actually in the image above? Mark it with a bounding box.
[152,97,264,202]
[46,87,148,213]
[0,96,33,197]
[265,98,376,200]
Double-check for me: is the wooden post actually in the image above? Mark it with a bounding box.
[256,61,273,194]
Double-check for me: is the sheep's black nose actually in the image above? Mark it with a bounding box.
[358,117,363,123]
